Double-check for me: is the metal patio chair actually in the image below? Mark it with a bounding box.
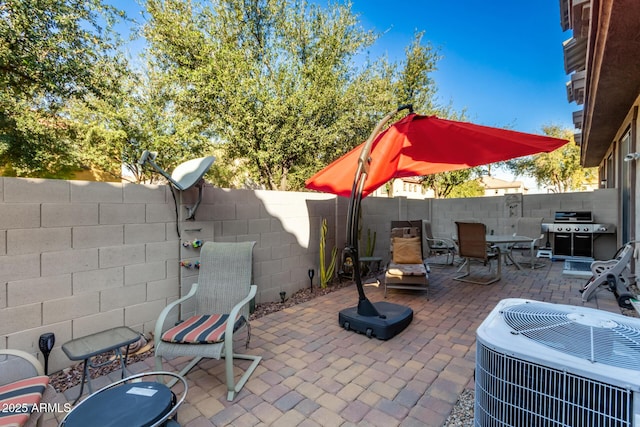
[154,241,261,401]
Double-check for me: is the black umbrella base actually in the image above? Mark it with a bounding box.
[338,301,413,340]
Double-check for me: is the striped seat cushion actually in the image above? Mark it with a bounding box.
[0,376,49,427]
[161,314,246,344]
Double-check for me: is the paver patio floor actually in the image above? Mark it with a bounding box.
[46,257,627,426]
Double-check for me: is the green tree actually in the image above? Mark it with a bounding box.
[143,0,444,190]
[448,178,485,198]
[420,168,482,199]
[503,125,596,193]
[70,68,212,184]
[0,0,128,177]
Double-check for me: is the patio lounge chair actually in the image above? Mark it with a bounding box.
[0,349,56,427]
[454,221,501,285]
[423,220,457,265]
[384,220,429,297]
[154,241,261,401]
[581,241,637,303]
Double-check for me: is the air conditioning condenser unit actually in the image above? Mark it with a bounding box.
[475,298,640,426]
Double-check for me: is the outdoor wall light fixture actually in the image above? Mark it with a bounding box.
[39,332,55,375]
[138,150,215,221]
[624,152,640,162]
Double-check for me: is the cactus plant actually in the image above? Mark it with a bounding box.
[319,218,338,288]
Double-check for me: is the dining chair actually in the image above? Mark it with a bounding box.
[454,221,501,285]
[422,220,457,265]
[510,217,545,269]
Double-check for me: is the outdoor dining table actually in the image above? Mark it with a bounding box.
[486,235,535,270]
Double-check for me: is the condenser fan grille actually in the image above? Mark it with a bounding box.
[501,302,640,371]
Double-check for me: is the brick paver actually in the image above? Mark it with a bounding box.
[47,260,632,426]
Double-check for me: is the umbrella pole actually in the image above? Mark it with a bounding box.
[346,105,413,317]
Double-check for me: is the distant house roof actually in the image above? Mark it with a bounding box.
[478,176,527,190]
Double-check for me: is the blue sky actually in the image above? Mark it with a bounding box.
[115,0,575,136]
[348,1,575,134]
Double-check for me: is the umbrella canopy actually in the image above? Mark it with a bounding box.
[305,113,568,197]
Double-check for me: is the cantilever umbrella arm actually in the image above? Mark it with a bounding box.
[346,104,413,316]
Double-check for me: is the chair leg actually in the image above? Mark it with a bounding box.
[155,354,203,387]
[454,256,501,285]
[223,339,262,401]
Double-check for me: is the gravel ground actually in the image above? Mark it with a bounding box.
[443,389,474,426]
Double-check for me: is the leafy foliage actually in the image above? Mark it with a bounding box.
[142,0,445,190]
[0,0,128,176]
[503,125,596,193]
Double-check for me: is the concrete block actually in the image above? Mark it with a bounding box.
[209,204,236,221]
[0,231,5,256]
[259,231,283,248]
[125,261,166,285]
[73,267,123,294]
[42,203,98,227]
[179,222,214,241]
[43,292,99,324]
[0,283,5,309]
[248,218,271,234]
[0,204,41,229]
[4,177,69,203]
[73,225,124,249]
[70,181,123,203]
[271,244,291,260]
[146,241,179,262]
[260,259,283,276]
[7,227,71,255]
[145,202,176,223]
[99,203,146,225]
[8,274,72,306]
[147,277,179,301]
[235,202,261,220]
[123,182,166,204]
[0,254,41,282]
[166,258,179,279]
[100,283,146,311]
[7,321,71,355]
[124,300,167,331]
[99,244,145,268]
[41,249,99,276]
[0,303,42,335]
[71,309,124,339]
[124,223,166,244]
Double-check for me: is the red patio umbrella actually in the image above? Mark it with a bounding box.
[306,112,568,198]
[305,106,568,338]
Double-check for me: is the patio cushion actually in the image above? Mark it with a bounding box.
[386,261,428,277]
[0,375,49,427]
[392,237,422,264]
[161,314,246,344]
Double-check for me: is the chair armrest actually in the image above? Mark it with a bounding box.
[0,349,45,385]
[154,283,199,342]
[224,285,257,345]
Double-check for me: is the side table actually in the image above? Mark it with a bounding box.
[62,326,140,404]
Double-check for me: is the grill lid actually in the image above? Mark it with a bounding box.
[554,211,593,222]
[501,302,640,371]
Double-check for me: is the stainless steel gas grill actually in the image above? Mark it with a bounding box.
[541,211,615,259]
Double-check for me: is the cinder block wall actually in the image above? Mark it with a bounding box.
[0,177,619,372]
